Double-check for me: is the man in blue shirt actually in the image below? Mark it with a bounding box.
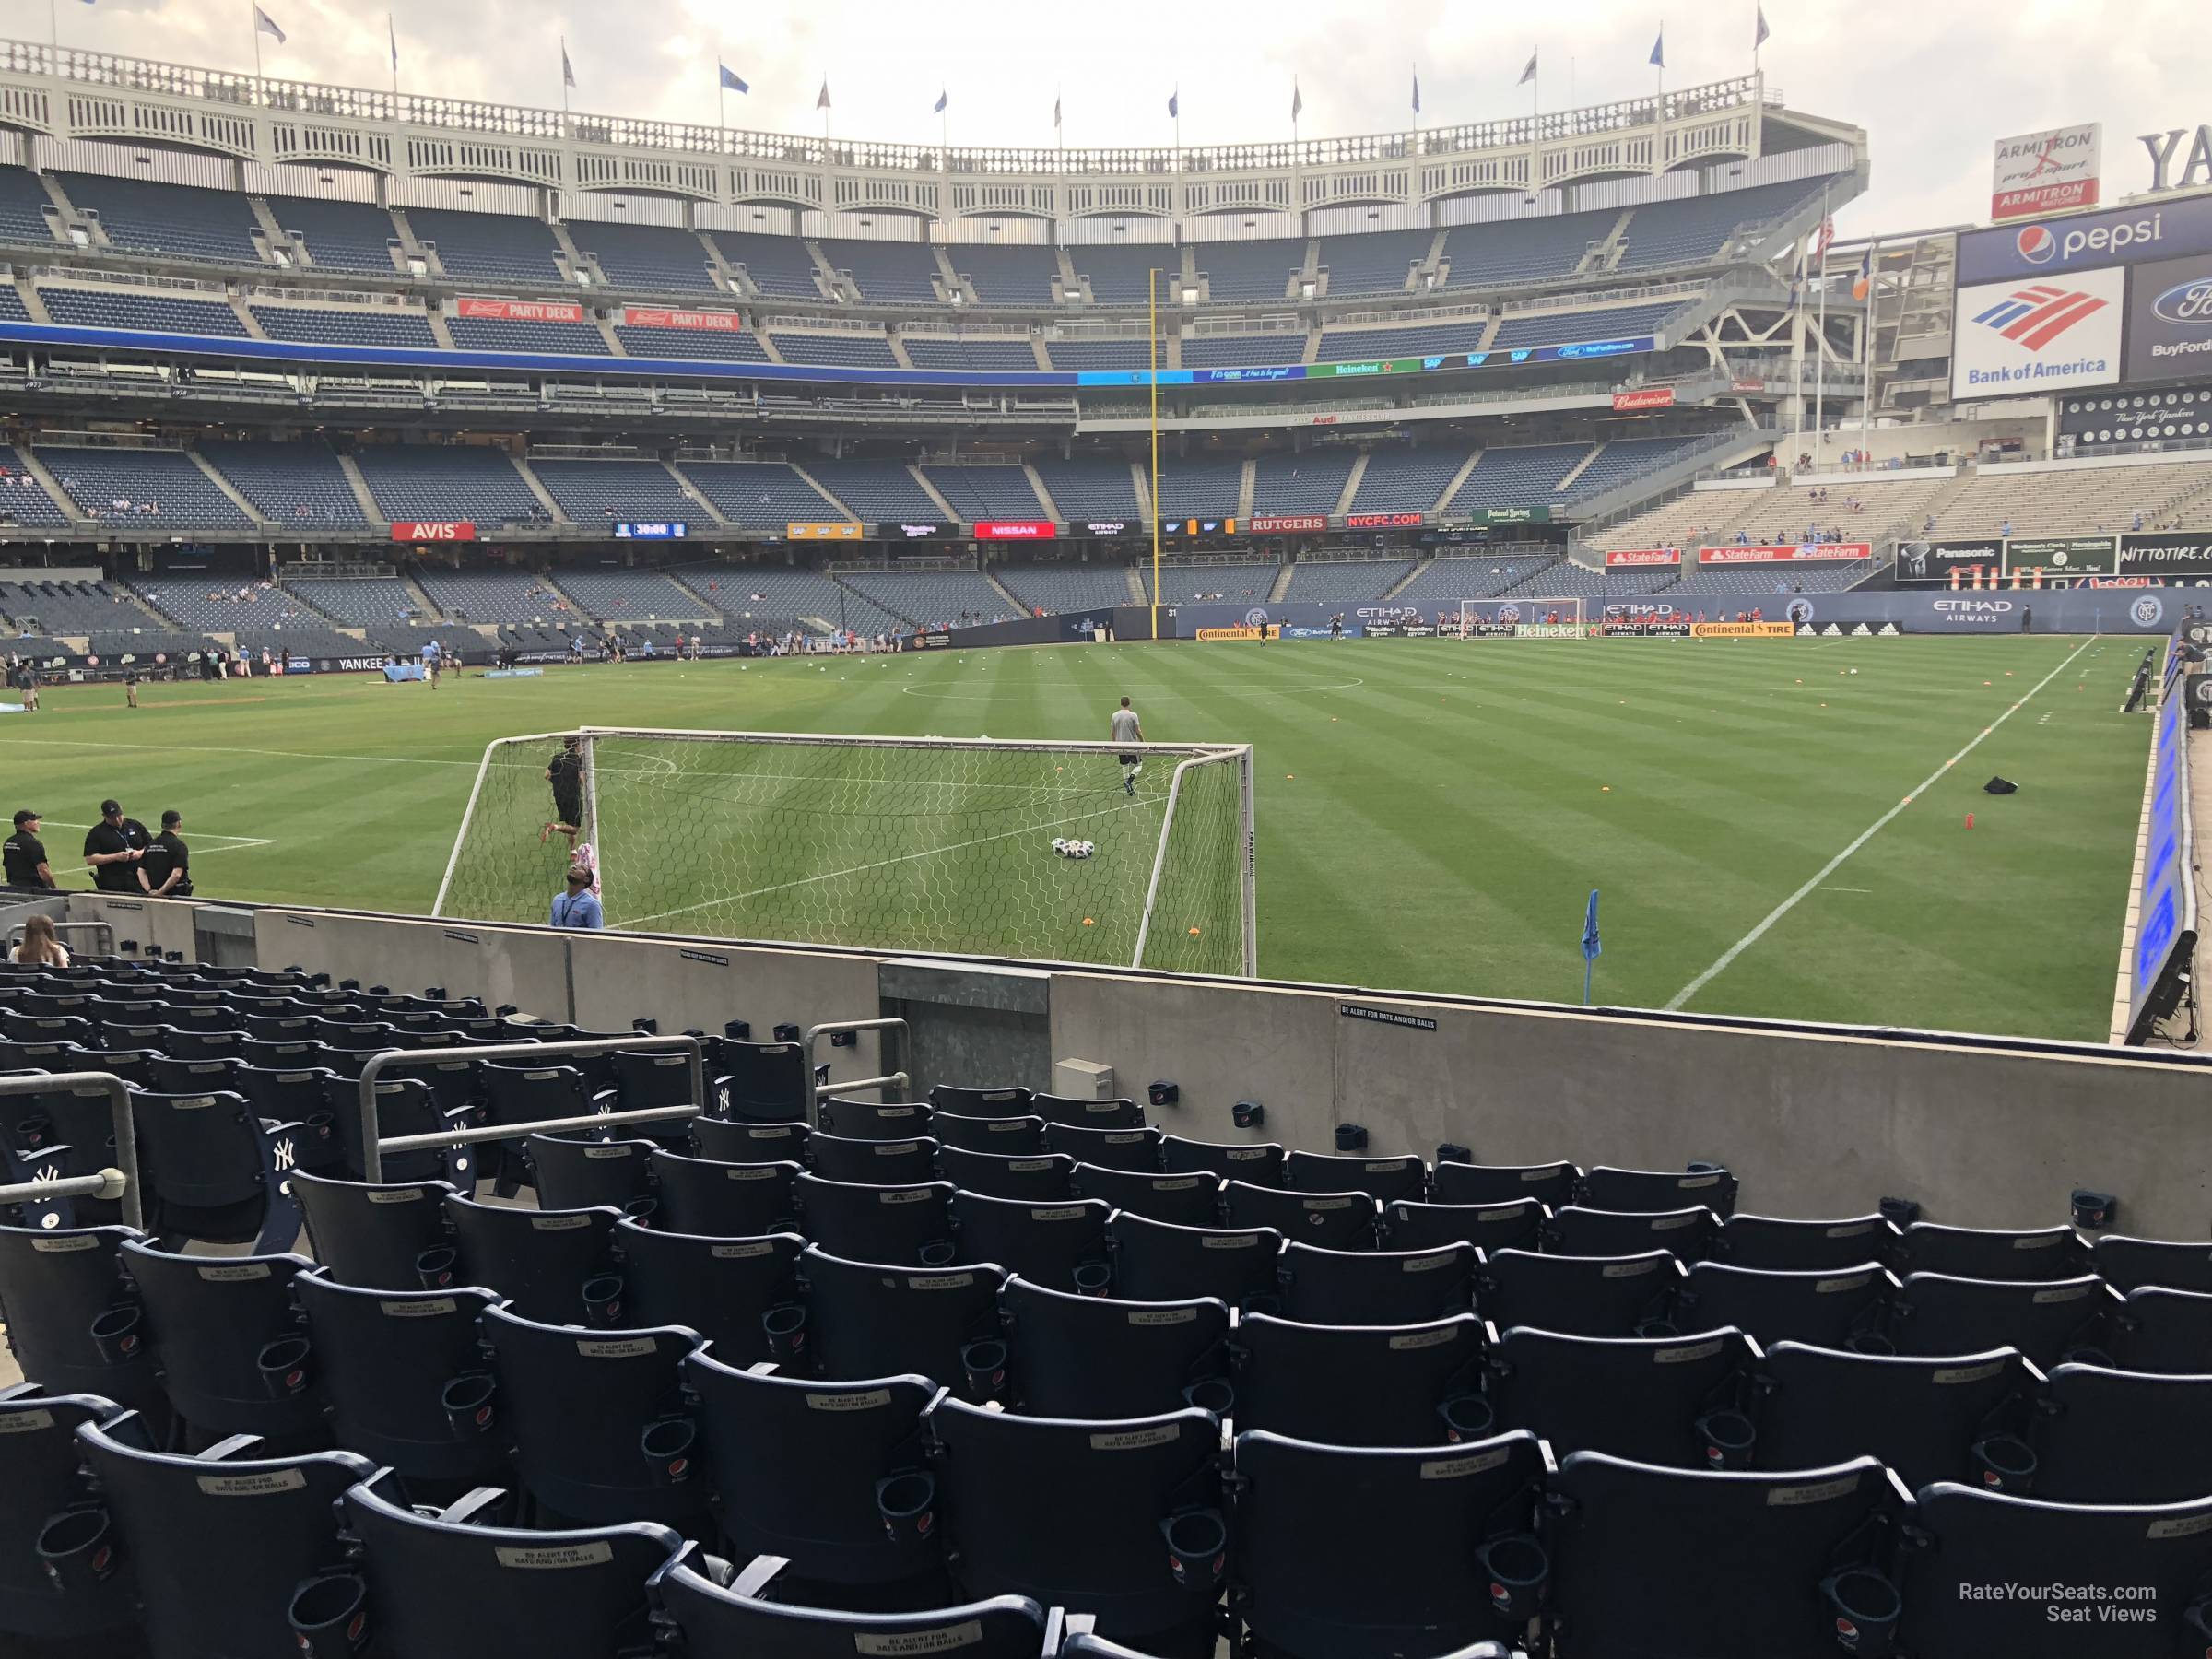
[549,863,603,929]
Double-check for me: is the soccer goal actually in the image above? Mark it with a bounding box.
[1456,596,1588,636]
[433,727,1258,976]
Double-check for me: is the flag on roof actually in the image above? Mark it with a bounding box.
[1411,69,1420,115]
[253,5,285,43]
[719,64,748,94]
[1648,28,1665,68]
[1852,246,1874,302]
[1168,88,1179,119]
[933,88,947,114]
[816,78,830,111]
[1291,78,1302,121]
[561,41,576,89]
[1755,5,1771,50]
[1518,50,1537,87]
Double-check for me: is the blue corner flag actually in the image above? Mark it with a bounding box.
[1580,888,1602,1003]
[719,64,748,95]
[1648,29,1665,68]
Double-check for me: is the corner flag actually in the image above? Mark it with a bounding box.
[1580,888,1602,1003]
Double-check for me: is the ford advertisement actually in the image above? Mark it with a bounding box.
[2123,253,2212,385]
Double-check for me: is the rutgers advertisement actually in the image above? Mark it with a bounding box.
[1249,515,1327,534]
[621,307,744,332]
[457,297,585,323]
[1697,543,1872,564]
[1605,548,1681,567]
[1950,265,2124,399]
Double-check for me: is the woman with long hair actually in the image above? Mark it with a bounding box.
[10,913,70,966]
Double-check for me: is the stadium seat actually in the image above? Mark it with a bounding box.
[649,1544,1053,1659]
[924,1396,1224,1652]
[934,1110,1050,1154]
[1221,1181,1378,1250]
[1545,1453,1905,1659]
[800,1245,1006,1394]
[809,1129,940,1187]
[1547,1205,1719,1262]
[937,1146,1077,1202]
[2031,1364,2212,1503]
[1677,1260,1896,1349]
[611,1219,803,1364]
[950,1192,1110,1292]
[1477,1249,1683,1338]
[1431,1160,1580,1210]
[1284,1149,1427,1205]
[1277,1240,1476,1326]
[689,1116,811,1164]
[713,1040,826,1122]
[1030,1093,1144,1130]
[0,1225,164,1417]
[128,1087,310,1251]
[2113,1286,2212,1373]
[1230,1429,1548,1659]
[293,1271,510,1489]
[442,1194,620,1326]
[796,1174,957,1266]
[1158,1135,1285,1186]
[1103,1212,1283,1309]
[1758,1342,2040,1494]
[1383,1198,1547,1254]
[525,1133,657,1212]
[1577,1164,1739,1219]
[999,1277,1231,1418]
[1042,1121,1162,1171]
[817,1096,934,1141]
[292,1171,459,1290]
[2088,1233,2212,1294]
[1715,1211,1902,1271]
[337,1468,683,1659]
[1073,1164,1223,1228]
[929,1082,1035,1116]
[1895,1221,2087,1282]
[645,1150,801,1237]
[1898,1485,2212,1658]
[480,1303,709,1531]
[76,1417,374,1659]
[0,1387,140,1643]
[1233,1312,1485,1446]
[1891,1272,2121,1369]
[1485,1325,1760,1468]
[120,1239,329,1446]
[682,1353,945,1591]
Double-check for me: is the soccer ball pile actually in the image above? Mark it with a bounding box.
[1052,838,1096,861]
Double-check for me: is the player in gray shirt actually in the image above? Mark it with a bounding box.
[1109,696,1145,796]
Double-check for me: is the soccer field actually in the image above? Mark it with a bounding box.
[0,633,2151,1041]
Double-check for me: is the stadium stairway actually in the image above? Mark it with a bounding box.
[190,450,272,525]
[664,461,732,527]
[1023,463,1062,522]
[1552,443,1605,498]
[1382,558,1430,599]
[792,460,855,521]
[983,568,1026,615]
[1435,449,1487,513]
[396,570,446,620]
[1332,454,1368,517]
[1236,460,1256,523]
[335,453,386,524]
[9,447,81,522]
[1266,565,1295,603]
[910,466,959,522]
[512,459,570,524]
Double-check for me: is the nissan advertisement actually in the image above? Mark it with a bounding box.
[2123,253,2212,385]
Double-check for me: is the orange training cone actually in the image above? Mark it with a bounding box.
[1964,813,1974,830]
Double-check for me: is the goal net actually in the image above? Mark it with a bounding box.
[433,728,1257,976]
[1456,596,1588,636]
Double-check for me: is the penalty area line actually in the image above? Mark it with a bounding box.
[1664,636,2094,1013]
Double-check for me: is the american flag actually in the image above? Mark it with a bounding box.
[1815,216,1835,258]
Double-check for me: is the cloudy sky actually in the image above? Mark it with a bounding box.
[48,0,2202,235]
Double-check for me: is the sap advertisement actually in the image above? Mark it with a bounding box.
[1951,265,2125,399]
[2123,253,2212,385]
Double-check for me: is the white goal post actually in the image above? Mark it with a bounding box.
[1455,596,1588,636]
[432,727,1258,977]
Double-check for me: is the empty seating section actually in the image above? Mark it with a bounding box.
[1616,178,1827,271]
[0,578,133,629]
[1447,442,1592,511]
[1280,559,1413,603]
[35,446,253,527]
[1923,460,2212,537]
[1250,451,1356,515]
[527,460,703,528]
[199,441,368,525]
[841,570,1011,625]
[920,465,1046,522]
[1182,332,1304,368]
[949,243,1060,304]
[1068,242,1173,303]
[0,286,24,322]
[250,304,440,348]
[802,458,939,520]
[447,314,612,355]
[59,171,260,264]
[1394,554,1559,602]
[1316,320,1489,361]
[354,445,546,525]
[675,460,842,527]
[1599,472,1953,557]
[902,336,1039,373]
[281,577,416,622]
[817,238,943,303]
[414,570,565,623]
[709,230,824,299]
[1034,458,1140,520]
[994,562,1134,614]
[569,219,719,292]
[1522,563,1682,598]
[767,330,900,369]
[39,286,248,337]
[1044,336,1153,370]
[610,322,769,361]
[676,567,861,630]
[0,165,58,244]
[0,447,72,525]
[1489,301,1680,350]
[1567,434,1719,500]
[124,579,318,630]
[406,207,565,284]
[551,568,715,620]
[1317,229,1432,296]
[263,194,401,274]
[1671,562,1869,594]
[1151,559,1280,601]
[1440,208,1616,287]
[1350,446,1472,513]
[1154,457,1245,519]
[1194,238,1304,301]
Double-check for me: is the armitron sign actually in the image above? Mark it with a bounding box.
[391,522,476,541]
[1992,124,2101,221]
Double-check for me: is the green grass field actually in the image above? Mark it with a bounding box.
[0,633,2150,1041]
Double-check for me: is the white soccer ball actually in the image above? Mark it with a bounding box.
[1849,667,1859,675]
[1071,841,1094,860]
[1052,838,1069,853]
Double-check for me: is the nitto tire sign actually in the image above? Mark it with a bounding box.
[2119,532,2212,577]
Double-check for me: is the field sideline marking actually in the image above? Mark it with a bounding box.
[0,736,481,768]
[42,819,274,853]
[1664,637,2096,1012]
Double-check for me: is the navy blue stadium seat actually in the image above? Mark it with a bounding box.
[0,1387,140,1643]
[292,1171,458,1290]
[1891,1271,2120,1369]
[1041,1121,1161,1171]
[1074,1164,1221,1228]
[442,1194,619,1326]
[719,1041,828,1122]
[1000,1277,1230,1418]
[808,1128,939,1187]
[1758,1342,2039,1494]
[1578,1164,1738,1219]
[1715,1211,1901,1271]
[938,1146,1075,1203]
[2090,1233,2212,1294]
[1030,1093,1144,1130]
[1484,1324,1760,1468]
[524,1132,657,1212]
[1277,1240,1475,1326]
[796,1173,955,1267]
[120,1239,328,1445]
[1384,1197,1547,1254]
[2114,1286,2212,1372]
[1284,1149,1427,1205]
[934,1110,1049,1155]
[128,1085,309,1249]
[689,1116,810,1164]
[1547,1205,1719,1262]
[1221,1181,1378,1250]
[1233,1312,1485,1447]
[1477,1248,1682,1338]
[1896,1220,2087,1281]
[1159,1135,1284,1186]
[1431,1159,1580,1210]
[0,1225,163,1417]
[950,1191,1109,1292]
[2031,1363,2212,1503]
[647,1149,801,1237]
[610,1219,802,1362]
[799,1245,1006,1394]
[816,1096,933,1141]
[1677,1260,1896,1349]
[929,1082,1035,1117]
[1104,1213,1281,1308]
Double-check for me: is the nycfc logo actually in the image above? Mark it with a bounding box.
[1244,607,1270,629]
[2132,594,2166,627]
[2016,225,2057,265]
[1787,599,1816,625]
[1496,604,1522,623]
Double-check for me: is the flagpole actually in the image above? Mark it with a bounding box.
[1862,245,1877,445]
[253,0,263,83]
[1148,264,1160,643]
[48,0,56,51]
[1814,184,1830,465]
[560,35,570,114]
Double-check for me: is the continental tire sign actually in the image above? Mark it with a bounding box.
[1195,626,1278,641]
[1691,622,1797,639]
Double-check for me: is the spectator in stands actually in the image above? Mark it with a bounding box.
[9,913,68,967]
[4,809,54,888]
[549,861,603,929]
[2000,519,2013,538]
[139,810,191,899]
[83,800,146,893]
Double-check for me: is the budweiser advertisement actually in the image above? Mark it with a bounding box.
[391,522,477,541]
[621,307,743,332]
[1605,548,1681,568]
[972,521,1057,540]
[1345,511,1423,529]
[1610,387,1677,412]
[1249,514,1328,534]
[456,297,584,323]
[1697,542,1873,565]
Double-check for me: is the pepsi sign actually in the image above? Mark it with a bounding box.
[1958,194,2212,284]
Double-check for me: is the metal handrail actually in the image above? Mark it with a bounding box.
[801,1018,909,1126]
[357,1034,703,1183]
[0,1069,142,1229]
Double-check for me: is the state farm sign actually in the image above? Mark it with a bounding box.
[1250,514,1327,534]
[1611,387,1677,411]
[457,297,585,323]
[1605,548,1681,567]
[1697,542,1872,564]
[391,522,477,541]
